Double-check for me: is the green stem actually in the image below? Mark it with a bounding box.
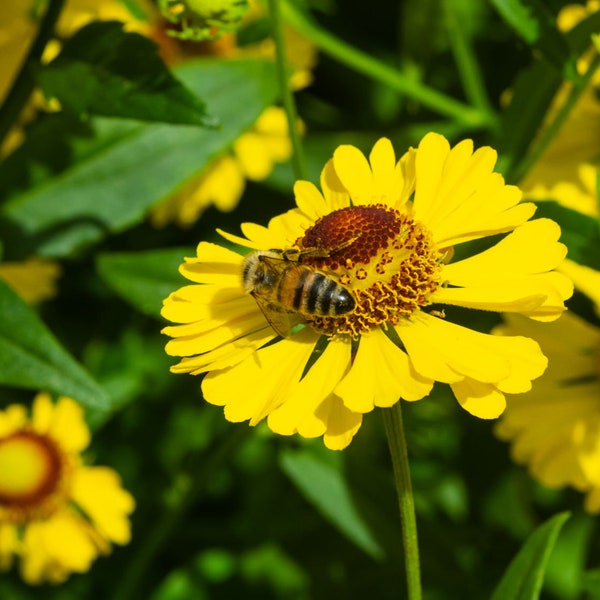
[267,0,307,181]
[281,0,492,129]
[383,401,422,600]
[443,0,497,128]
[510,52,600,184]
[0,0,66,150]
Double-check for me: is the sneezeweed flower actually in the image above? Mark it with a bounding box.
[495,310,600,513]
[161,133,573,450]
[0,394,135,584]
[0,257,62,304]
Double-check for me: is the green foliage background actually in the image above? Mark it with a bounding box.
[1,0,599,598]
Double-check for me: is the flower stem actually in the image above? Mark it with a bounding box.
[0,0,66,150]
[383,401,422,600]
[267,0,307,181]
[281,0,492,130]
[510,52,600,184]
[443,0,498,128]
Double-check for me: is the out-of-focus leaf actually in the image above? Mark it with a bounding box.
[280,448,384,560]
[533,201,600,271]
[0,278,108,408]
[37,21,217,127]
[490,0,574,76]
[582,569,600,598]
[0,59,278,258]
[490,512,570,600]
[496,9,600,180]
[96,247,193,317]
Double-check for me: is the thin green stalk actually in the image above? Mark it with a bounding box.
[383,401,422,600]
[281,0,492,130]
[510,52,600,184]
[267,0,307,181]
[443,0,498,128]
[0,0,66,150]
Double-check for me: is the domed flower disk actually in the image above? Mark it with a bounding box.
[161,133,573,450]
[0,394,135,584]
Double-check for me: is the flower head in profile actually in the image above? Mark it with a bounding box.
[0,394,134,585]
[495,310,600,513]
[161,133,572,449]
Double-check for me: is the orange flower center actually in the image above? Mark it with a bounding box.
[0,432,68,523]
[296,204,445,337]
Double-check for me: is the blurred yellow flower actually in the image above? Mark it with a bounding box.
[0,394,134,585]
[149,0,316,226]
[495,311,600,513]
[161,133,572,449]
[520,0,600,216]
[0,257,62,304]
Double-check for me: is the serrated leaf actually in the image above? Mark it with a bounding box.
[491,512,570,600]
[0,278,108,408]
[96,247,193,317]
[280,449,384,560]
[0,59,278,258]
[37,21,217,127]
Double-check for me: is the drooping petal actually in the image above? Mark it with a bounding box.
[335,328,433,413]
[560,258,600,312]
[396,313,547,392]
[433,272,573,321]
[267,337,354,441]
[178,242,243,285]
[320,398,363,451]
[72,466,135,545]
[450,378,506,418]
[202,329,319,425]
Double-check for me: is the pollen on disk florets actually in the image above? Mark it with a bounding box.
[0,431,70,524]
[296,204,445,337]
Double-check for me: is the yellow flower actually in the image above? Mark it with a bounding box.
[0,258,62,303]
[0,394,134,584]
[161,133,573,450]
[151,106,296,227]
[494,311,600,513]
[149,0,315,226]
[520,0,600,217]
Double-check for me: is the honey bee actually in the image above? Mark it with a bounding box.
[242,244,356,338]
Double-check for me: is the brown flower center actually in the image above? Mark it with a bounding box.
[296,204,445,337]
[0,431,69,523]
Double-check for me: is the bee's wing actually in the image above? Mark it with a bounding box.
[251,292,304,338]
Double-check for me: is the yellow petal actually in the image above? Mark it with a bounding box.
[443,219,567,281]
[433,272,573,321]
[31,392,54,434]
[320,159,351,211]
[72,466,135,545]
[267,337,351,437]
[396,313,547,390]
[169,328,274,374]
[333,144,373,203]
[321,400,363,451]
[202,329,319,425]
[0,523,17,571]
[369,138,400,206]
[234,131,275,181]
[450,379,506,418]
[0,404,27,437]
[294,180,328,220]
[560,258,600,313]
[335,328,433,413]
[46,397,90,453]
[178,242,243,285]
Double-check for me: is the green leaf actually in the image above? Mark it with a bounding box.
[490,512,570,600]
[37,21,217,127]
[0,59,278,258]
[490,0,539,45]
[280,448,384,560]
[533,201,600,271]
[96,247,194,317]
[0,278,108,408]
